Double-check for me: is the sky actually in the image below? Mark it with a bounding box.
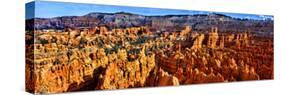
[25,1,273,20]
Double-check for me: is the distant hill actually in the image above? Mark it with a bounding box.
[26,12,273,33]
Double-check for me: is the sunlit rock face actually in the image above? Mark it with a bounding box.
[26,24,273,93]
[95,47,157,89]
[152,68,180,86]
[191,34,205,49]
[206,27,219,48]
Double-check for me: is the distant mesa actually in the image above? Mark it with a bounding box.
[26,12,273,34]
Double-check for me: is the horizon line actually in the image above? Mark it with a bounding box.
[26,1,274,20]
